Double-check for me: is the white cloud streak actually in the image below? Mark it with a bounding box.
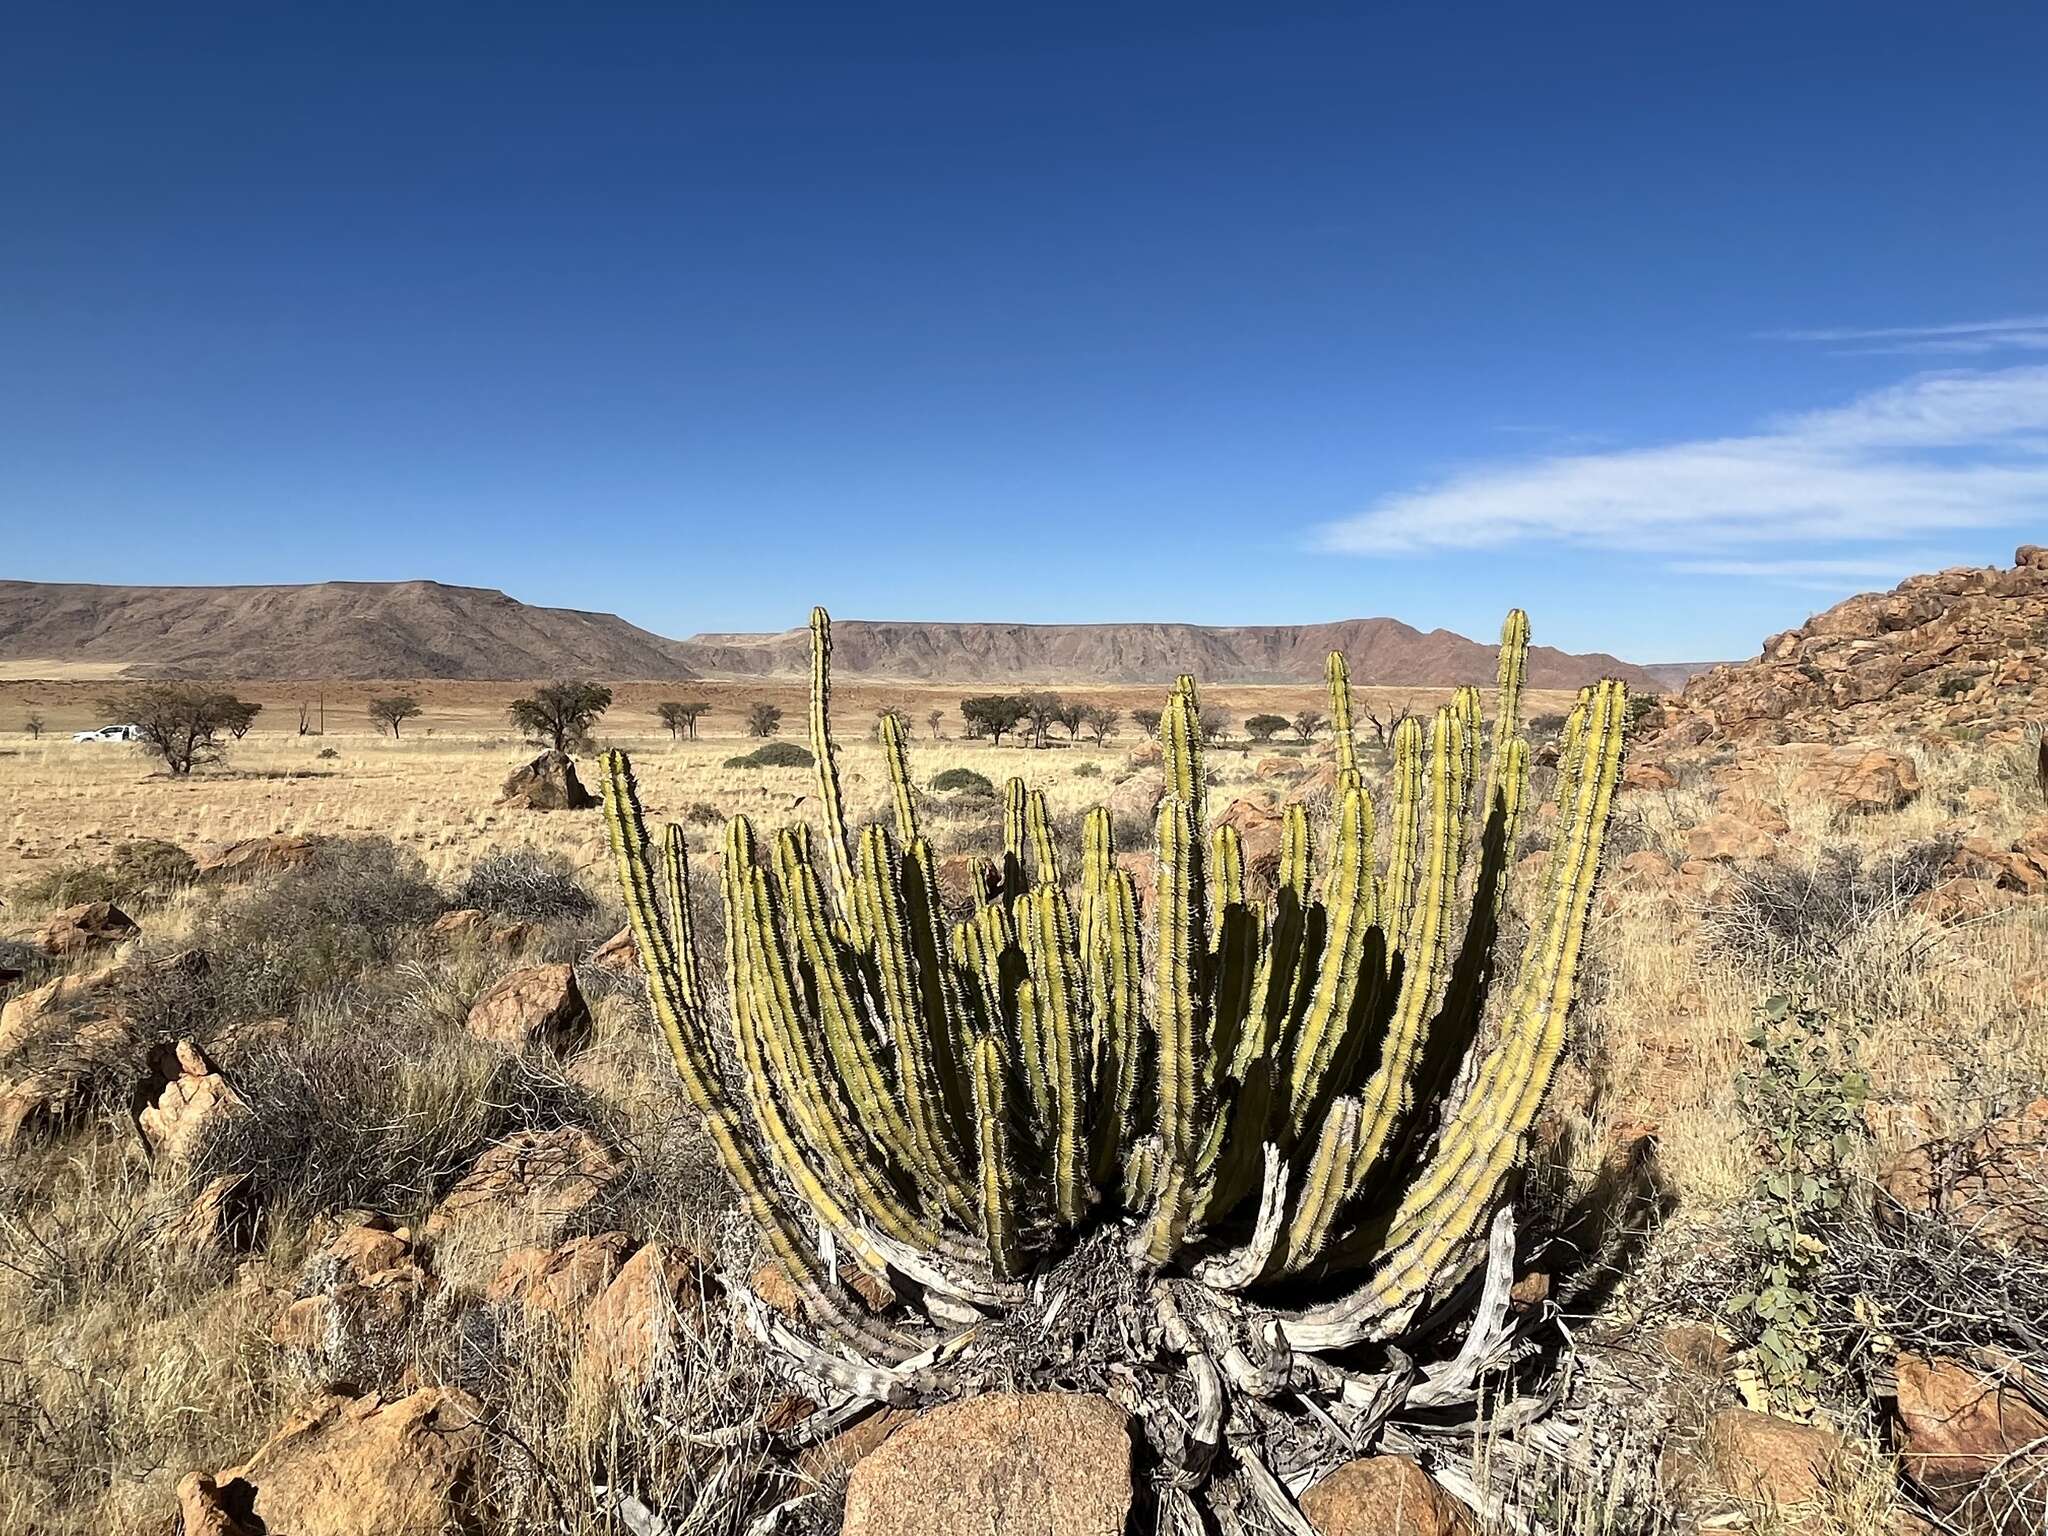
[1765,316,2048,357]
[1318,365,2048,564]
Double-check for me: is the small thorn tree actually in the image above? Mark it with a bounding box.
[369,695,423,738]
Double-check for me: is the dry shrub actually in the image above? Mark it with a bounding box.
[189,1012,605,1219]
[184,836,447,1019]
[1704,840,1954,973]
[456,848,598,923]
[10,838,196,915]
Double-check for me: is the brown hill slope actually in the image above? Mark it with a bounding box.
[0,579,1664,688]
[1659,544,2048,743]
[678,617,1663,689]
[0,580,702,681]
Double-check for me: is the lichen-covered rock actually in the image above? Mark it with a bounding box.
[463,963,590,1056]
[840,1392,1133,1536]
[196,834,324,880]
[1661,549,2048,744]
[195,1387,485,1536]
[1301,1455,1473,1536]
[498,751,596,810]
[36,900,138,956]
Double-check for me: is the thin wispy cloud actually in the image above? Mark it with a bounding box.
[1766,315,2048,357]
[1318,365,2048,578]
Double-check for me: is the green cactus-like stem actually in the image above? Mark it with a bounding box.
[1327,651,1360,793]
[600,759,913,1361]
[807,607,867,947]
[1284,781,1378,1132]
[974,1033,1025,1279]
[1153,792,1204,1166]
[1482,608,1530,821]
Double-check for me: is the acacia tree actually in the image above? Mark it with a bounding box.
[960,694,1028,747]
[658,701,709,740]
[1055,701,1085,742]
[221,700,263,740]
[1132,707,1163,738]
[1198,705,1230,743]
[875,705,913,741]
[1245,713,1288,743]
[1081,704,1120,744]
[927,709,945,740]
[746,702,783,738]
[369,695,423,738]
[508,681,613,754]
[1020,692,1064,749]
[23,713,44,740]
[97,684,252,775]
[1291,709,1325,743]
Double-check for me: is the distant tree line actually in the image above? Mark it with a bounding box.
[959,692,1122,747]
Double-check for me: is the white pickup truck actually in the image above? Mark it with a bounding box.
[72,724,142,743]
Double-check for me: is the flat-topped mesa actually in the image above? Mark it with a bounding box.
[1659,545,2048,746]
[594,602,1629,1516]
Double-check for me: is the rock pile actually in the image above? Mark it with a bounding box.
[1658,546,2048,744]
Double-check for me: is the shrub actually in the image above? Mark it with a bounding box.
[316,746,339,760]
[455,849,597,922]
[12,839,196,914]
[14,862,126,910]
[1704,839,1954,971]
[186,838,447,1018]
[1073,761,1101,779]
[725,741,813,769]
[928,766,997,797]
[191,1016,603,1216]
[1727,993,1866,1414]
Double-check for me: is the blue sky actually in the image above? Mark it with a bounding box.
[4,3,2044,662]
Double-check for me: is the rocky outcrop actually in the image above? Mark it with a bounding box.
[463,964,591,1056]
[840,1392,1134,1536]
[1879,1098,2048,1254]
[35,901,138,956]
[186,1387,485,1536]
[1663,1408,1873,1529]
[1300,1455,1473,1536]
[196,834,324,881]
[498,751,596,810]
[1893,1353,2048,1530]
[424,1127,624,1252]
[138,1039,247,1167]
[1662,548,2048,744]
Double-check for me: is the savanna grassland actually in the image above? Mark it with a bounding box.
[2,660,2045,1536]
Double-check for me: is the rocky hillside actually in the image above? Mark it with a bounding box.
[0,579,1675,688]
[0,580,702,681]
[1657,545,2048,744]
[679,616,1668,689]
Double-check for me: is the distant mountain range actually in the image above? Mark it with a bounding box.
[0,579,1707,690]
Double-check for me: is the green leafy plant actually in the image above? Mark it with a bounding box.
[1727,992,1867,1414]
[724,740,813,770]
[928,766,997,797]
[508,681,612,754]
